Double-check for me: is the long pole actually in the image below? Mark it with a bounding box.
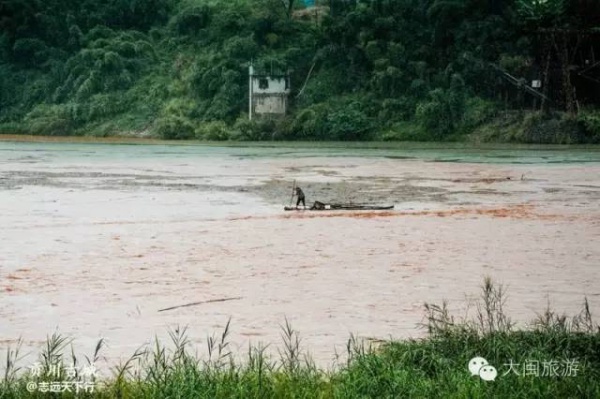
[249,63,253,120]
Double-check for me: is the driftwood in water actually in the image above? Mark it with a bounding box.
[158,296,243,312]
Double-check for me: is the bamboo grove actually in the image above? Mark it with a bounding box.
[1,0,599,142]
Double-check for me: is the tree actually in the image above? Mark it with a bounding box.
[279,0,297,18]
[516,0,593,114]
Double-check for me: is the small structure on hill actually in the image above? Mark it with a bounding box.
[248,65,290,120]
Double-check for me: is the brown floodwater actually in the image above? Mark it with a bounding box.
[1,141,599,372]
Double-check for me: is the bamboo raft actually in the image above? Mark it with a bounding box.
[284,203,394,211]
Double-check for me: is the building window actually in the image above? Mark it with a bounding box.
[258,78,269,89]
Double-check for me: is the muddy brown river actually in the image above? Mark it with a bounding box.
[1,140,599,372]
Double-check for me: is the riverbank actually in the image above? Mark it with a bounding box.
[1,133,600,150]
[1,281,599,398]
[2,109,600,145]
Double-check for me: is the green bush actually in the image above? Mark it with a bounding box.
[154,115,195,139]
[12,38,49,65]
[325,106,373,140]
[162,98,196,118]
[195,120,230,140]
[379,121,430,141]
[462,97,498,130]
[24,104,75,135]
[416,91,452,138]
[288,105,327,140]
[0,122,27,135]
[471,111,595,144]
[521,112,586,144]
[52,30,156,103]
[416,88,462,138]
[577,109,600,143]
[378,97,415,124]
[232,117,277,141]
[288,98,374,140]
[171,5,213,36]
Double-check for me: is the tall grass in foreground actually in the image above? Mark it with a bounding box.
[1,277,599,398]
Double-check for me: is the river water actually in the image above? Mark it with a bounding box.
[1,140,599,371]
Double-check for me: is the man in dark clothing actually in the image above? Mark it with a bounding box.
[294,186,306,208]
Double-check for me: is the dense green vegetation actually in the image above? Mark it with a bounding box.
[1,0,600,142]
[1,279,599,398]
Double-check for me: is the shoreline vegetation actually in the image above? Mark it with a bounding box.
[1,110,599,145]
[1,279,599,398]
[1,134,600,150]
[2,1,600,145]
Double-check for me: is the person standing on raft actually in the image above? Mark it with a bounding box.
[294,186,306,209]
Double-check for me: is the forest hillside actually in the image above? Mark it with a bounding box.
[1,0,599,142]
